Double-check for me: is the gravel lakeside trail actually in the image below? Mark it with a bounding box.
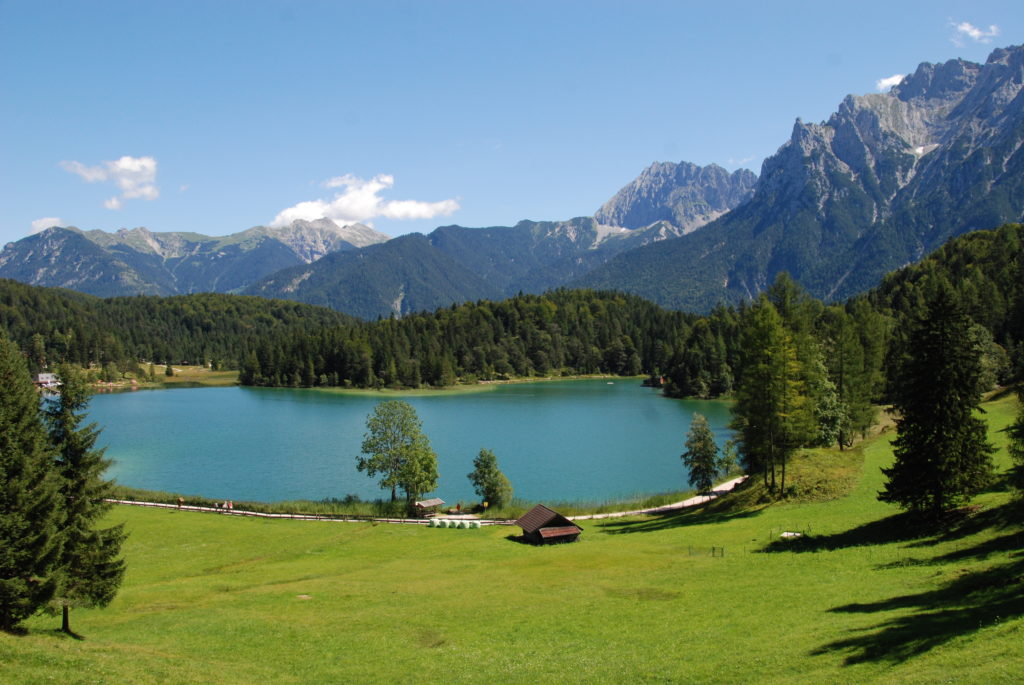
[568,476,748,521]
[106,476,748,526]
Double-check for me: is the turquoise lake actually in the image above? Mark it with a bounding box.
[88,380,734,504]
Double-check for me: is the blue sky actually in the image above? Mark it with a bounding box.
[1,1,1021,244]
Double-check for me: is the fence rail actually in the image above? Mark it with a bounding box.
[105,499,514,526]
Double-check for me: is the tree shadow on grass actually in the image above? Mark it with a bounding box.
[903,501,1023,549]
[596,502,763,535]
[762,512,927,553]
[812,551,1024,665]
[764,503,1021,554]
[786,500,1024,665]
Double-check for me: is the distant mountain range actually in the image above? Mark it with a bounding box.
[4,44,1024,316]
[245,216,727,319]
[0,220,388,298]
[3,160,749,317]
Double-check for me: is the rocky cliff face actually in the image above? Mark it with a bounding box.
[579,44,1024,311]
[0,219,388,297]
[594,161,756,233]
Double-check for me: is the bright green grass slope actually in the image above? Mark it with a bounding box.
[3,397,1022,684]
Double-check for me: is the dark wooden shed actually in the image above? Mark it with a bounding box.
[514,504,582,544]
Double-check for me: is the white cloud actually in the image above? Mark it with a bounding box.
[951,21,1000,46]
[60,155,160,210]
[876,74,905,92]
[30,217,63,234]
[271,174,459,227]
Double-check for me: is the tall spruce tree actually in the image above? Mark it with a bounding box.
[731,297,812,494]
[681,413,720,494]
[879,288,995,516]
[0,335,62,631]
[45,365,126,635]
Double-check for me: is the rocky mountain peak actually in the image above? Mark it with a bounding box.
[594,160,756,233]
[891,57,980,104]
[269,219,389,255]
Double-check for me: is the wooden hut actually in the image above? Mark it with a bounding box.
[414,498,445,517]
[514,504,582,544]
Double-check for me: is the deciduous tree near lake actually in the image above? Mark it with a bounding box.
[879,287,995,517]
[357,401,438,509]
[681,413,721,494]
[0,335,62,631]
[467,448,513,508]
[44,365,126,635]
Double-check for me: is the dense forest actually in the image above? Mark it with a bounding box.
[240,290,693,388]
[0,280,351,375]
[3,224,1022,408]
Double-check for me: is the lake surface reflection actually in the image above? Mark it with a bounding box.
[90,380,733,504]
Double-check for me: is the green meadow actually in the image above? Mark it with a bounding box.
[3,395,1022,683]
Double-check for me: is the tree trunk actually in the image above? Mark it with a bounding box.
[781,451,787,495]
[62,604,71,634]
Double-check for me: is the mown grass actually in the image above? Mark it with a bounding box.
[309,373,634,397]
[150,367,239,388]
[3,395,1022,683]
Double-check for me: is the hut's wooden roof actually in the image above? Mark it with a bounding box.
[515,504,582,534]
[415,498,445,508]
[539,525,582,539]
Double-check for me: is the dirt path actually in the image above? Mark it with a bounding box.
[568,476,748,521]
[107,477,748,526]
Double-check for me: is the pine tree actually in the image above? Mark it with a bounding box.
[879,288,995,517]
[0,335,62,631]
[681,413,720,494]
[45,365,126,635]
[467,448,513,508]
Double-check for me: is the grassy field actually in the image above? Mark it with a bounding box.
[310,373,636,397]
[3,396,1022,683]
[151,366,239,388]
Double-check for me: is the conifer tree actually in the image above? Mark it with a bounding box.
[467,448,513,508]
[45,365,126,635]
[681,413,720,494]
[731,297,813,494]
[0,335,62,631]
[879,288,995,516]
